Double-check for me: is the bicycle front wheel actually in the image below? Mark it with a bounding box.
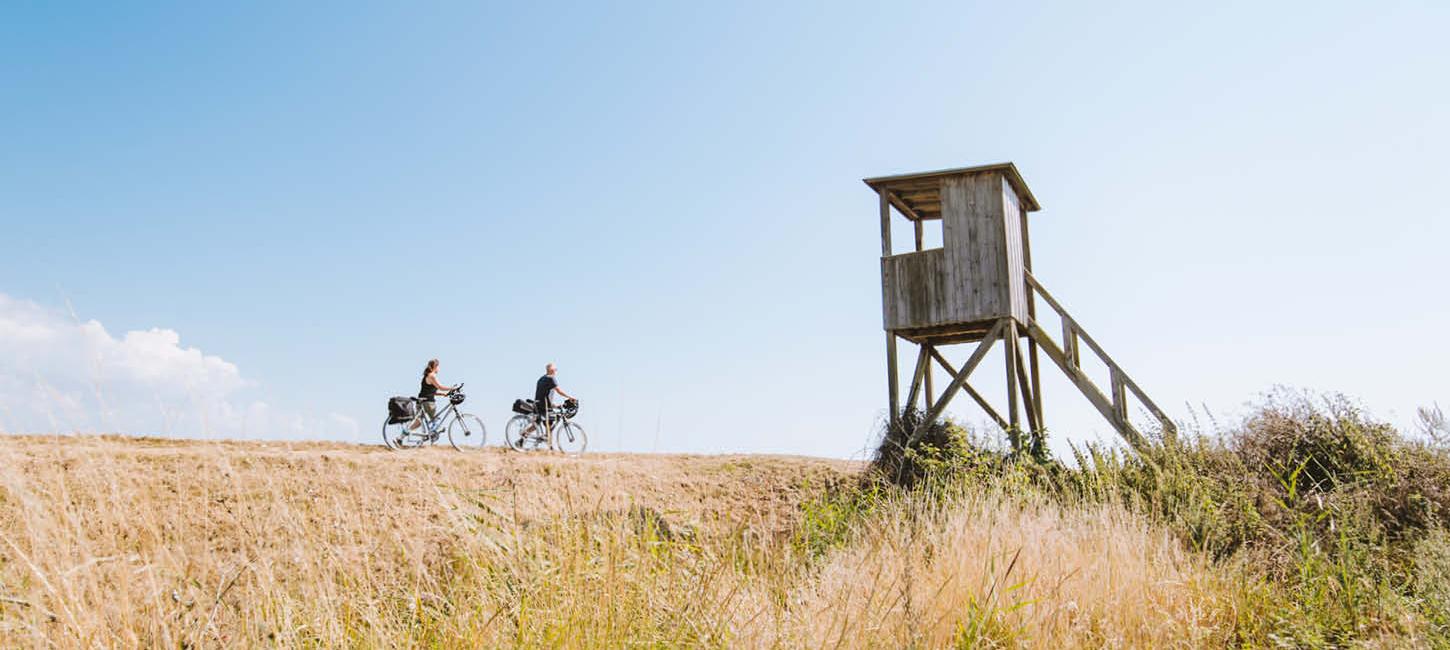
[448,413,487,451]
[553,420,588,455]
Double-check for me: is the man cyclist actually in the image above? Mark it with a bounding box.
[534,362,577,417]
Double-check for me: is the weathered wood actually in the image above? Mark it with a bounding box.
[1024,323,1149,451]
[879,190,893,256]
[1001,178,1029,324]
[1019,203,1043,430]
[882,249,951,329]
[1026,270,1175,438]
[923,345,935,410]
[1014,332,1040,435]
[863,162,1042,212]
[882,168,1031,333]
[1004,319,1022,449]
[942,173,1010,323]
[1111,369,1127,422]
[929,348,1010,431]
[888,192,926,223]
[903,344,930,414]
[1061,318,1078,369]
[914,319,1007,439]
[874,164,1175,455]
[899,189,939,203]
[894,321,997,345]
[886,333,900,425]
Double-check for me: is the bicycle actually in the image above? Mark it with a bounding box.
[382,383,487,451]
[504,398,587,454]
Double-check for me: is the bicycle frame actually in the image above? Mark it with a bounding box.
[400,400,461,441]
[524,407,576,447]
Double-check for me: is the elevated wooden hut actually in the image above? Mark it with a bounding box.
[866,163,1174,450]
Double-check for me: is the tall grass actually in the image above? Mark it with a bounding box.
[873,391,1450,646]
[0,435,1260,648]
[3,392,1448,647]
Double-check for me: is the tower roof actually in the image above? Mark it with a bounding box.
[863,162,1041,220]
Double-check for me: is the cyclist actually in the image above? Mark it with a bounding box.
[534,363,577,417]
[412,358,456,431]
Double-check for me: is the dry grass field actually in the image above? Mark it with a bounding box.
[0,433,1280,648]
[9,397,1450,648]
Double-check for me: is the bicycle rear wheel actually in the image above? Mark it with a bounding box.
[505,415,547,451]
[382,418,430,450]
[448,413,487,451]
[553,420,588,455]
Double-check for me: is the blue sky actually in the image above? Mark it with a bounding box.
[2,1,1446,458]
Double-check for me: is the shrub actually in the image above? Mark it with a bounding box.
[867,408,1018,489]
[1063,391,1450,643]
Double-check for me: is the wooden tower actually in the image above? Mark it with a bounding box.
[866,162,1175,451]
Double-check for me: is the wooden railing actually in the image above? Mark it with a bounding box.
[1023,271,1176,450]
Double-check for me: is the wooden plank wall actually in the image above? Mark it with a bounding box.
[881,169,1031,332]
[942,173,1010,324]
[882,249,950,329]
[1001,177,1029,324]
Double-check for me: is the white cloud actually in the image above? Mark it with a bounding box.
[0,293,353,440]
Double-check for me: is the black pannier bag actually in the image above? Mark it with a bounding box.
[511,398,535,415]
[387,396,416,424]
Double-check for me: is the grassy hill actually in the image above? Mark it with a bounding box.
[2,398,1448,648]
[0,436,857,646]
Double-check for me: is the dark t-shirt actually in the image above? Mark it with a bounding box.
[534,374,557,408]
[419,376,437,400]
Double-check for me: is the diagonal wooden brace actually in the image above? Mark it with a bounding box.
[906,318,1008,447]
[902,343,931,415]
[929,348,1010,431]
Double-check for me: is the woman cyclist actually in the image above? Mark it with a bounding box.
[412,358,456,430]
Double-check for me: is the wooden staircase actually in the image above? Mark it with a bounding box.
[1021,271,1176,450]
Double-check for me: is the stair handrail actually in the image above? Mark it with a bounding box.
[1023,271,1177,443]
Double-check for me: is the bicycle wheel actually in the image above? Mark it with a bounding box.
[448,413,487,451]
[553,420,588,455]
[504,415,547,451]
[383,418,430,450]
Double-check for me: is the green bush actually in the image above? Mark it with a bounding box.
[868,408,998,489]
[852,392,1450,644]
[1060,392,1450,643]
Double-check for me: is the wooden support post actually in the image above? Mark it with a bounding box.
[886,333,900,426]
[879,190,893,257]
[913,220,924,252]
[1020,208,1044,432]
[923,345,934,410]
[1013,332,1040,435]
[1004,319,1022,451]
[1029,344,1044,431]
[882,190,897,426]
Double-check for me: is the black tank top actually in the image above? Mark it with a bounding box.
[419,376,437,400]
